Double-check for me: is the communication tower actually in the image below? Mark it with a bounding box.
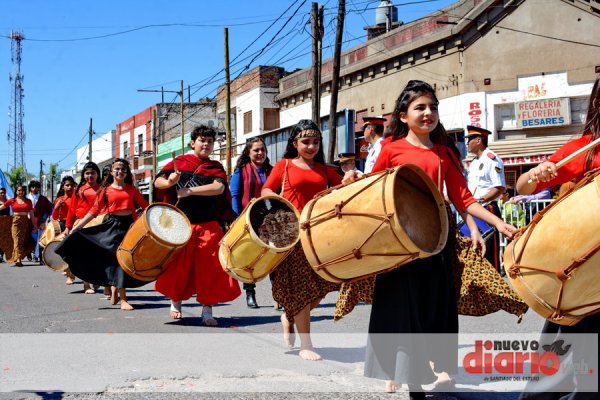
[7,31,26,174]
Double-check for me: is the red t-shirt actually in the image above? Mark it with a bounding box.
[89,185,149,219]
[51,194,74,221]
[373,138,477,213]
[263,159,342,212]
[66,184,99,228]
[535,135,600,192]
[4,198,33,213]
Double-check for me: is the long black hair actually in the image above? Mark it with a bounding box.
[56,176,76,198]
[282,119,326,164]
[583,75,600,171]
[388,80,464,171]
[235,137,273,175]
[75,161,101,199]
[98,158,134,205]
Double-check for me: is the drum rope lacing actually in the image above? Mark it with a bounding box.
[507,169,600,321]
[301,169,420,283]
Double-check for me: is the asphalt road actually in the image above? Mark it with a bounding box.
[0,257,546,400]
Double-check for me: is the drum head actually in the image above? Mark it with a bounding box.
[248,197,299,249]
[146,204,191,245]
[43,240,69,272]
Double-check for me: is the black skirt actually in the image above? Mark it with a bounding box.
[364,231,459,385]
[519,314,600,400]
[55,214,146,288]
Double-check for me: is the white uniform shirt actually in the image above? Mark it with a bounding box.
[364,137,383,174]
[467,148,506,200]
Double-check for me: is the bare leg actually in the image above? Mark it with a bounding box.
[110,286,118,305]
[65,269,74,285]
[280,313,295,348]
[294,304,321,361]
[83,281,94,294]
[119,288,133,311]
[169,300,182,319]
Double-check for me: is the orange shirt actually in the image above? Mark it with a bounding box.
[263,159,342,212]
[66,184,99,229]
[4,198,33,213]
[89,185,148,219]
[51,194,73,221]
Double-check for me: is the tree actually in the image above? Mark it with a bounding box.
[6,166,25,190]
[47,163,59,201]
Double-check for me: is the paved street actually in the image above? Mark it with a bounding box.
[0,257,546,399]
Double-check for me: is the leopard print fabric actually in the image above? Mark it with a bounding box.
[334,276,374,321]
[0,216,14,261]
[271,242,340,323]
[452,234,528,318]
[333,214,528,320]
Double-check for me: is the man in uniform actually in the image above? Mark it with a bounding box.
[362,116,386,174]
[466,125,506,272]
[337,152,363,175]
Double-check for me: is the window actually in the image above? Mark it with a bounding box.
[263,108,280,131]
[123,141,129,158]
[495,104,516,131]
[243,111,252,134]
[570,97,587,125]
[137,134,143,155]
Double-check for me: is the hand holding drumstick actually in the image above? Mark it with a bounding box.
[167,151,182,187]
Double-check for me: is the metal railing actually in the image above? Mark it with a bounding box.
[454,199,554,269]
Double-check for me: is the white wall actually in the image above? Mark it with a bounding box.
[280,95,331,128]
[75,130,115,170]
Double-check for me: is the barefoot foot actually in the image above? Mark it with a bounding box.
[169,301,182,319]
[280,313,295,348]
[299,346,322,361]
[385,380,401,393]
[120,300,134,311]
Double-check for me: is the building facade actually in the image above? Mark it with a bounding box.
[275,0,600,187]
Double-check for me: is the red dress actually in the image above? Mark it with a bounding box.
[154,154,240,305]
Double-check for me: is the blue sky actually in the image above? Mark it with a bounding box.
[0,0,455,174]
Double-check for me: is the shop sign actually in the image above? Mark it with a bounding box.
[515,98,571,129]
[502,154,550,166]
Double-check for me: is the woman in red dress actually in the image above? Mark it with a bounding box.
[0,185,35,267]
[154,125,240,324]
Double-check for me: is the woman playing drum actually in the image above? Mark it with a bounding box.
[516,76,600,400]
[65,162,102,294]
[56,158,149,310]
[51,176,76,284]
[261,119,353,361]
[346,80,517,396]
[0,185,35,267]
[154,125,240,324]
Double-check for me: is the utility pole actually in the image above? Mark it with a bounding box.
[39,160,43,185]
[311,2,320,124]
[151,108,158,203]
[328,0,345,163]
[180,80,185,155]
[224,27,232,177]
[88,118,93,162]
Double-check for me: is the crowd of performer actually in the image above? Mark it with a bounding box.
[0,76,598,399]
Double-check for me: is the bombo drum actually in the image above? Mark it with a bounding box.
[300,164,448,283]
[39,219,61,248]
[219,194,300,284]
[505,169,600,326]
[42,234,68,271]
[42,214,106,272]
[116,203,192,282]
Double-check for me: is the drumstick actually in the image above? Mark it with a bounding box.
[171,151,178,173]
[527,136,600,183]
